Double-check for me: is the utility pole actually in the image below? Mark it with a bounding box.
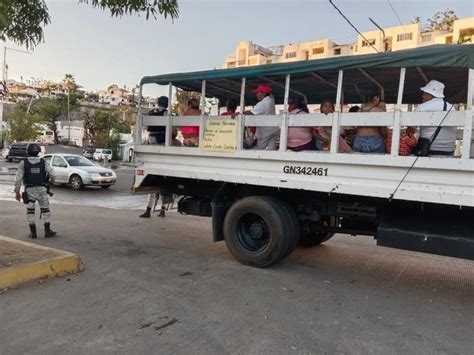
[2,46,31,82]
[67,89,71,143]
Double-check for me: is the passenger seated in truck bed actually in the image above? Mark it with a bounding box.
[180,98,201,147]
[234,83,279,150]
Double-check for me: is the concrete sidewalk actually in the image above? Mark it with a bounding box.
[0,201,473,354]
[0,236,84,290]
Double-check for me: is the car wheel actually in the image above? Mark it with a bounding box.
[69,174,83,190]
[100,185,111,189]
[7,158,12,162]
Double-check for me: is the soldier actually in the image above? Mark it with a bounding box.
[14,144,57,239]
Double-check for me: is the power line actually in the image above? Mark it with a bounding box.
[328,0,379,53]
[387,0,405,28]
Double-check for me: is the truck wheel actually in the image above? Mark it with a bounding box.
[299,216,339,247]
[279,201,301,259]
[69,174,83,190]
[223,196,295,268]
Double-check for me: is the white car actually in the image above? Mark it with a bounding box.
[43,154,117,190]
[93,149,113,162]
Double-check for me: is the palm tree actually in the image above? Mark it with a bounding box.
[62,74,77,143]
[62,74,77,94]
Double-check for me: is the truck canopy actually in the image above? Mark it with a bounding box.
[141,44,474,105]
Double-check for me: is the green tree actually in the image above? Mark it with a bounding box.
[172,89,201,115]
[83,109,130,146]
[413,9,458,32]
[107,84,119,91]
[100,133,121,161]
[62,73,78,94]
[426,9,458,32]
[32,95,80,143]
[0,0,50,49]
[1,0,179,49]
[7,104,43,142]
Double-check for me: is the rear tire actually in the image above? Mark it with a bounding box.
[69,174,83,190]
[223,196,296,268]
[299,216,339,247]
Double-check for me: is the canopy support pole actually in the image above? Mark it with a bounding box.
[134,84,143,147]
[310,72,338,89]
[237,77,246,150]
[391,68,406,156]
[359,68,385,101]
[279,75,290,151]
[165,82,173,147]
[330,70,343,153]
[205,82,241,98]
[416,67,429,83]
[461,68,473,159]
[199,80,206,149]
[261,76,308,102]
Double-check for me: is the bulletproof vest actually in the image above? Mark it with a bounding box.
[23,159,48,187]
[148,107,167,143]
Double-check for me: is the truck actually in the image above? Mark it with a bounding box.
[132,44,474,267]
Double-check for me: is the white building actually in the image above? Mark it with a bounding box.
[56,120,85,146]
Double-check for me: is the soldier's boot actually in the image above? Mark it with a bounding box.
[28,224,37,239]
[139,207,151,218]
[44,223,57,238]
[158,208,165,218]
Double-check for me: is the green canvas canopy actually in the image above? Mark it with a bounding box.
[141,44,474,105]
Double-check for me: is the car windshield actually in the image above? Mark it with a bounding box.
[103,150,112,154]
[64,155,95,167]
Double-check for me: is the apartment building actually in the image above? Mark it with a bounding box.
[223,16,474,68]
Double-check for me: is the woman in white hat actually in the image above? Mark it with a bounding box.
[415,80,456,156]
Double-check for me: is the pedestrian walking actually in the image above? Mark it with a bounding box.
[14,144,57,239]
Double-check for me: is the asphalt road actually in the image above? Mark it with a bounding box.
[0,201,473,354]
[0,147,147,210]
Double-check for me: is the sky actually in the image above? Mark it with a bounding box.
[5,0,473,97]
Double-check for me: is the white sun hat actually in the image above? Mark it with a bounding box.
[420,80,445,98]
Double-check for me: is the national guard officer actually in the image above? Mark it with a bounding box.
[14,144,57,239]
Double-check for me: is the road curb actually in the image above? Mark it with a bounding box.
[0,236,84,290]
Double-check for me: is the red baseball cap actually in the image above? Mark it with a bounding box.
[252,83,272,94]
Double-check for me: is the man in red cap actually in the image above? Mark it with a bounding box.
[237,83,279,150]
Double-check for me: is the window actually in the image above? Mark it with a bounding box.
[312,47,324,55]
[396,33,413,42]
[362,39,376,47]
[52,156,67,168]
[285,52,297,59]
[421,34,432,43]
[266,59,272,64]
[445,36,453,44]
[333,48,341,55]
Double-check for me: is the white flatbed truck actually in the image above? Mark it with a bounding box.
[133,45,474,267]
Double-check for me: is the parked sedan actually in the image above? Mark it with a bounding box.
[43,154,117,190]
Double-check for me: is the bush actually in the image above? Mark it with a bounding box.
[100,133,121,160]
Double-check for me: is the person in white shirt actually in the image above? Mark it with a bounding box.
[415,80,455,156]
[235,83,279,150]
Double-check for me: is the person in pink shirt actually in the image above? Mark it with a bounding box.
[287,96,315,151]
[180,98,201,147]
